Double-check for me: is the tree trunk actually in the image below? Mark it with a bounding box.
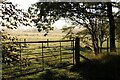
[107,2,116,52]
[100,41,102,53]
[91,33,99,55]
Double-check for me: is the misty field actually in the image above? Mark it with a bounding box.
[8,30,66,41]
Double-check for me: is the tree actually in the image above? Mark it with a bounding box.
[2,30,20,64]
[0,1,31,29]
[0,1,31,64]
[107,2,116,52]
[29,2,110,55]
[115,2,120,39]
[97,17,109,53]
[116,15,120,39]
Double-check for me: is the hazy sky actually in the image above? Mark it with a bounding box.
[5,0,120,30]
[7,0,67,29]
[8,0,39,11]
[7,0,119,11]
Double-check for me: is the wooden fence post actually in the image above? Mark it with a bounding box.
[107,38,109,53]
[24,39,26,47]
[47,39,49,47]
[75,37,80,65]
[42,43,44,70]
[72,40,75,65]
[117,40,120,55]
[60,42,62,62]
[19,43,22,76]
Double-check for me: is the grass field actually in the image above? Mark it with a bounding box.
[2,37,74,79]
[7,30,66,41]
[3,53,120,80]
[2,31,120,80]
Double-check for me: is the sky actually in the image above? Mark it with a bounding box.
[8,0,39,11]
[4,0,120,30]
[7,0,67,29]
[7,0,120,9]
[7,0,119,13]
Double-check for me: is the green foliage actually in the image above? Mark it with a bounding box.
[116,15,120,39]
[0,2,31,29]
[1,30,29,65]
[0,1,32,64]
[2,30,21,65]
[115,3,120,39]
[28,2,112,54]
[61,26,77,39]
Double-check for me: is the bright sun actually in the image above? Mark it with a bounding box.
[52,18,67,29]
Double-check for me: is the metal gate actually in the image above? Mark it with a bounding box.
[2,39,75,79]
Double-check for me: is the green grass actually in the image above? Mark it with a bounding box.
[3,53,120,80]
[2,40,74,79]
[2,32,120,80]
[15,68,82,80]
[3,50,120,80]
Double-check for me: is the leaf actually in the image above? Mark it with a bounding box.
[44,33,47,36]
[38,28,42,32]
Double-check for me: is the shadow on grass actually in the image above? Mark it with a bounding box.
[70,54,120,80]
[37,69,82,80]
[18,54,120,80]
[34,62,83,80]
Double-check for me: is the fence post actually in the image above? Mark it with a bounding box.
[72,40,75,65]
[107,38,109,53]
[75,37,80,65]
[19,43,22,76]
[60,42,62,62]
[42,43,44,70]
[117,40,120,55]
[47,39,49,47]
[24,39,26,47]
